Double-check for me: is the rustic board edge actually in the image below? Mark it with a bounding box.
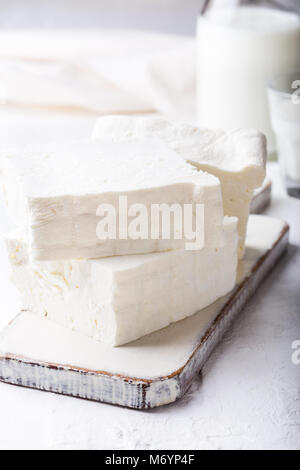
[250,180,272,214]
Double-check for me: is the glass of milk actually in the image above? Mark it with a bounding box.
[197,0,300,155]
[268,71,300,198]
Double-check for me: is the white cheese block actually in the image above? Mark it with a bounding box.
[92,116,267,258]
[0,139,225,260]
[5,217,238,346]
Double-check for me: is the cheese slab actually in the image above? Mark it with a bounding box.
[0,139,225,260]
[92,116,267,258]
[0,215,289,408]
[6,217,238,346]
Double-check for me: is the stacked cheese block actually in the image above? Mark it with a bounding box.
[1,117,266,346]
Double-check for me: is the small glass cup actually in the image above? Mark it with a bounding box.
[268,71,300,198]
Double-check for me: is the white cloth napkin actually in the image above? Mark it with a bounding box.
[0,29,196,117]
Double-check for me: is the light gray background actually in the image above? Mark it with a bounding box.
[0,0,202,35]
[1,0,300,33]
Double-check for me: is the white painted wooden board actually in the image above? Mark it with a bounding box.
[0,215,289,409]
[250,179,272,214]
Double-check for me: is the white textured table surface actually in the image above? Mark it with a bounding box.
[0,163,299,450]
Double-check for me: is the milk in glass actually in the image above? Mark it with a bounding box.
[197,5,300,153]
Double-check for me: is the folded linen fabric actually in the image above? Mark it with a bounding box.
[0,30,195,116]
